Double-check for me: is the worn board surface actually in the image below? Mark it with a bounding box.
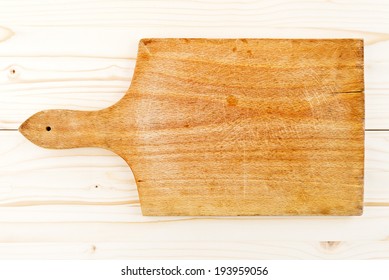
[19,39,364,216]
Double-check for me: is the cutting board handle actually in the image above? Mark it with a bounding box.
[19,109,113,150]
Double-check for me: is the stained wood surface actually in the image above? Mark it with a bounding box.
[0,0,388,258]
[19,39,364,216]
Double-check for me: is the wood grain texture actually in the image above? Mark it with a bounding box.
[0,0,388,258]
[19,39,364,216]
[2,241,389,260]
[0,0,386,129]
[0,131,387,215]
[1,206,389,241]
[0,240,389,260]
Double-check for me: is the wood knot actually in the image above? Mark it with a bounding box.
[320,241,342,251]
[8,66,20,79]
[90,244,97,253]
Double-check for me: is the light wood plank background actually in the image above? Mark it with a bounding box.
[0,0,388,259]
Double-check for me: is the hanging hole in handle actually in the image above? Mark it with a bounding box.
[46,126,51,131]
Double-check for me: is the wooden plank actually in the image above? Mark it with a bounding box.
[0,131,388,220]
[0,56,133,129]
[365,131,389,205]
[1,241,389,259]
[0,36,388,129]
[0,206,388,243]
[0,0,388,32]
[0,1,388,129]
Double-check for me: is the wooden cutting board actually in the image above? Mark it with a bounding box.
[19,38,364,216]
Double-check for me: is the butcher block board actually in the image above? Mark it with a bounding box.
[19,38,364,216]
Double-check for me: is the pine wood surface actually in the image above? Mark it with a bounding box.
[0,0,388,258]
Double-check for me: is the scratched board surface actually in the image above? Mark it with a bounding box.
[19,39,364,216]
